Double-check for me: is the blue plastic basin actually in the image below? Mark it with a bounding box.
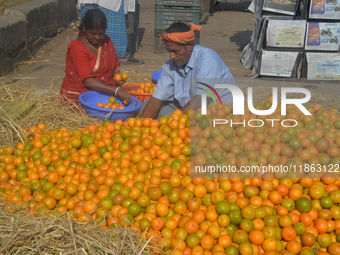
[151,70,162,83]
[79,91,141,121]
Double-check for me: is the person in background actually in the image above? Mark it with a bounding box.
[78,0,144,65]
[139,22,238,120]
[60,9,131,104]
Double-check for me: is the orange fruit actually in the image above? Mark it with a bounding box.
[114,74,122,82]
[121,73,129,81]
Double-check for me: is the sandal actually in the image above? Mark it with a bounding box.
[120,58,145,65]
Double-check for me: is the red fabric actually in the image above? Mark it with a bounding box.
[60,34,120,104]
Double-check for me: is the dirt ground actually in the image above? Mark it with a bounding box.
[2,0,340,103]
[0,0,35,14]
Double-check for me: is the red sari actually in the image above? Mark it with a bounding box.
[60,34,120,104]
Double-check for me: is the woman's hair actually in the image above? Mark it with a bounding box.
[79,9,107,34]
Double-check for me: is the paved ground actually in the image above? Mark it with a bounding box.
[2,0,339,102]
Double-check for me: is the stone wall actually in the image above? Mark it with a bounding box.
[0,0,77,76]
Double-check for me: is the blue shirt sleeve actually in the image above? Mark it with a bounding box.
[152,62,175,102]
[191,55,237,105]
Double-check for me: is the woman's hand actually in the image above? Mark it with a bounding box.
[116,87,131,104]
[115,80,125,87]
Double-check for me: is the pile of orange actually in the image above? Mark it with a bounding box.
[130,82,155,94]
[2,99,340,255]
[96,96,125,110]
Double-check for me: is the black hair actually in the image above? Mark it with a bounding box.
[79,9,107,35]
[165,22,191,33]
[164,22,193,48]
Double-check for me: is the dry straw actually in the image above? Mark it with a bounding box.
[0,79,102,148]
[122,70,153,84]
[0,200,163,255]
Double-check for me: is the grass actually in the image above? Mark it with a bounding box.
[0,0,35,14]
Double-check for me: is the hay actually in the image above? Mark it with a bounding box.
[0,200,162,255]
[122,70,153,84]
[0,79,102,148]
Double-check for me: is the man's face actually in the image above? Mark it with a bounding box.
[165,41,194,67]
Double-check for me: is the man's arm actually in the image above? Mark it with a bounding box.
[139,97,163,119]
[181,95,201,114]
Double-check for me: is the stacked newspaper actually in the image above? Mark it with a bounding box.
[241,0,340,80]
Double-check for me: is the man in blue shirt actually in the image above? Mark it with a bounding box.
[140,22,238,119]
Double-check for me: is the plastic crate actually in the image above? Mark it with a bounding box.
[155,0,201,7]
[123,83,157,103]
[154,29,200,53]
[155,5,201,30]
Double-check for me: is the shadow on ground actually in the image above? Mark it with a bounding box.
[213,0,252,13]
[229,30,253,51]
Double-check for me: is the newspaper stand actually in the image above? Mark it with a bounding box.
[241,0,340,81]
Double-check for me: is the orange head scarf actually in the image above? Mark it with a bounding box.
[159,23,202,44]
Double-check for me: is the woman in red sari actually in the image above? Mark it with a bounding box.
[60,9,131,105]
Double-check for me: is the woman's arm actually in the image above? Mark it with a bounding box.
[84,78,131,103]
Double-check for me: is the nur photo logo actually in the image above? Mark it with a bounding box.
[198,84,312,127]
[197,82,222,115]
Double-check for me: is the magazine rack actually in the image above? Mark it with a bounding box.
[241,0,340,81]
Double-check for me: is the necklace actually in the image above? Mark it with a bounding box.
[87,39,100,51]
[86,38,106,66]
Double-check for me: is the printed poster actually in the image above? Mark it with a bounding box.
[305,23,340,51]
[260,50,299,77]
[262,0,298,15]
[309,0,340,20]
[266,20,306,48]
[306,53,340,80]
